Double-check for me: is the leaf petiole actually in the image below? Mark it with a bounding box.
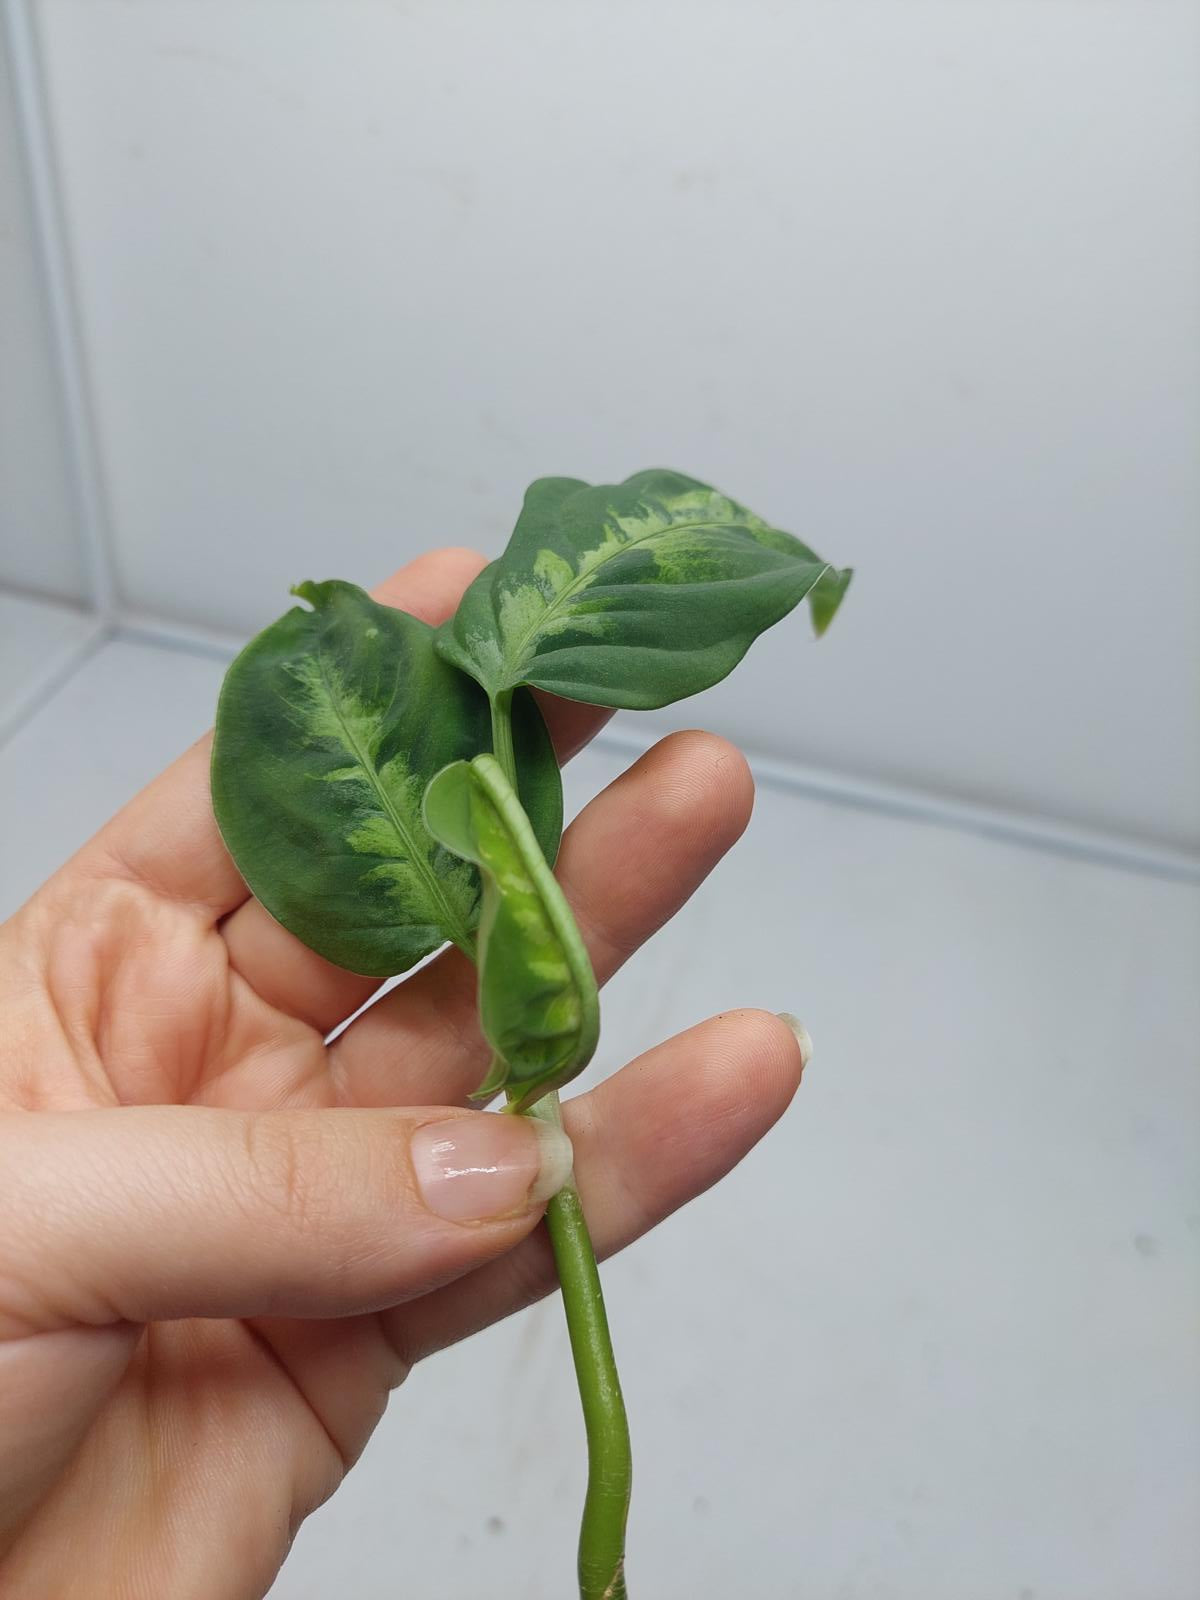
[489,687,518,791]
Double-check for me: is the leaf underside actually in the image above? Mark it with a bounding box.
[211,580,562,978]
[423,754,599,1110]
[436,468,852,709]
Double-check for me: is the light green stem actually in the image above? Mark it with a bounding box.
[526,1093,631,1600]
[490,690,632,1599]
[489,688,518,793]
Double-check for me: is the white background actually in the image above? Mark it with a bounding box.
[2,4,1198,1597]
[4,0,1199,850]
[0,7,80,597]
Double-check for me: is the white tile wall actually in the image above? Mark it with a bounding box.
[0,587,96,746]
[0,11,84,599]
[25,0,1200,851]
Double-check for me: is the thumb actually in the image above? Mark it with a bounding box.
[0,1106,573,1334]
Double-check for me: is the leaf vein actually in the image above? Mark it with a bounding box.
[311,637,472,953]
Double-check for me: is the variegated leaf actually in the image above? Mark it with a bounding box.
[211,580,562,977]
[423,753,598,1111]
[436,468,851,710]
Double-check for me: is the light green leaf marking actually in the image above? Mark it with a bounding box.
[277,648,478,943]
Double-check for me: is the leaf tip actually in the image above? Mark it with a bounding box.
[469,1053,511,1104]
[810,565,853,637]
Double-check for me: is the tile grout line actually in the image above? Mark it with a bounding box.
[0,616,112,751]
[599,725,1200,887]
[110,613,1200,888]
[3,0,118,620]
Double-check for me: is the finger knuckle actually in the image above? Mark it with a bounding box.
[237,1114,329,1232]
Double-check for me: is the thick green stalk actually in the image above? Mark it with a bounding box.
[490,691,632,1599]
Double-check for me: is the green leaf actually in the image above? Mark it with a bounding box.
[435,468,852,710]
[423,754,599,1112]
[211,580,562,977]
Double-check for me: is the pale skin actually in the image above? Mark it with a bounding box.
[0,550,807,1599]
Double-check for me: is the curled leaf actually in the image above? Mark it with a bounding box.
[423,753,599,1111]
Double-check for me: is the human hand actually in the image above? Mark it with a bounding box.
[0,550,807,1599]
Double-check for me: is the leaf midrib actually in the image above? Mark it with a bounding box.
[314,640,474,953]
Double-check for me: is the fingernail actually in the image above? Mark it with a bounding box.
[411,1116,574,1223]
[776,1013,813,1074]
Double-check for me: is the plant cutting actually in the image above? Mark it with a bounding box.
[211,467,851,1599]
